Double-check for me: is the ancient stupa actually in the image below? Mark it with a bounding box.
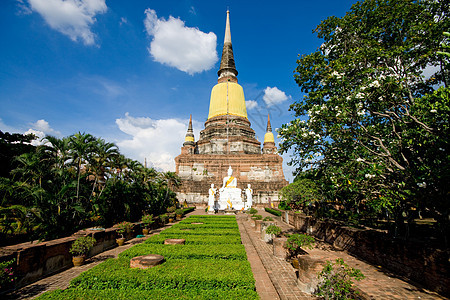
[175,11,288,206]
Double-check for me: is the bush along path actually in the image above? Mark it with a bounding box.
[37,215,258,300]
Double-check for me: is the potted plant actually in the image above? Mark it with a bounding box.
[285,233,315,269]
[115,221,132,246]
[160,214,168,225]
[175,209,184,221]
[70,236,96,266]
[266,224,282,237]
[247,207,258,215]
[167,207,176,223]
[261,223,280,243]
[141,214,153,235]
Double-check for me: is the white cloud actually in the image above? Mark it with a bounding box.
[263,87,290,107]
[144,8,218,75]
[120,17,128,25]
[115,113,201,171]
[19,119,61,145]
[27,0,107,45]
[246,100,258,110]
[30,119,61,136]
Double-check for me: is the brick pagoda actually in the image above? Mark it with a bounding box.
[175,11,288,206]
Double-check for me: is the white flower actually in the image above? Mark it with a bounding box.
[356,92,365,99]
[357,109,366,116]
[365,174,376,179]
[356,158,364,162]
[430,109,437,113]
[417,182,427,188]
[369,80,380,88]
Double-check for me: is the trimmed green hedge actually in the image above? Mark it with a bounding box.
[181,207,195,214]
[69,258,255,291]
[161,226,240,236]
[37,215,256,300]
[174,223,238,229]
[38,288,259,300]
[119,244,247,260]
[145,234,241,245]
[264,207,282,216]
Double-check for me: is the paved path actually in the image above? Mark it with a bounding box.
[255,208,447,300]
[5,208,448,300]
[237,214,312,300]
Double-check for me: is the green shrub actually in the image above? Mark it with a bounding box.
[119,244,247,261]
[278,201,291,210]
[182,207,195,214]
[247,208,258,215]
[0,258,15,290]
[174,223,238,230]
[69,236,96,256]
[265,207,282,216]
[316,258,365,300]
[285,233,315,253]
[140,215,154,228]
[162,227,240,236]
[265,225,282,236]
[175,209,184,215]
[263,216,273,221]
[69,258,255,291]
[145,234,241,245]
[37,288,259,300]
[253,215,263,220]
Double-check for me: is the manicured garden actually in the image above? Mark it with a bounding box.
[37,215,258,300]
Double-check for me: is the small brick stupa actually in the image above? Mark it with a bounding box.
[175,11,288,206]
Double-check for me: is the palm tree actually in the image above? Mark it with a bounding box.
[68,132,96,202]
[88,138,119,195]
[161,171,181,204]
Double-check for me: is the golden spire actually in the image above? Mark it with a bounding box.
[217,10,238,83]
[183,115,195,146]
[207,11,247,120]
[264,114,275,143]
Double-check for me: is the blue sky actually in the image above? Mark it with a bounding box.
[0,0,356,181]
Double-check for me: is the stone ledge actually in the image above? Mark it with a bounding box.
[130,254,164,269]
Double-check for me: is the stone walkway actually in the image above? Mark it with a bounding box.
[254,209,447,300]
[4,209,449,300]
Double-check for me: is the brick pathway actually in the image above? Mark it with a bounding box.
[237,214,281,300]
[237,214,313,300]
[255,208,448,300]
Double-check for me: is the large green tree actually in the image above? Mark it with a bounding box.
[278,0,449,239]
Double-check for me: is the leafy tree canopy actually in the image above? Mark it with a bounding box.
[278,0,449,240]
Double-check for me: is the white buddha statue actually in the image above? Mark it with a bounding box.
[218,166,244,210]
[245,184,253,209]
[220,166,237,191]
[208,183,217,212]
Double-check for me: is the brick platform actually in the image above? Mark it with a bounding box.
[5,209,448,300]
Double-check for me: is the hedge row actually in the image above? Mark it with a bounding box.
[145,233,242,245]
[38,288,259,300]
[119,244,247,260]
[265,207,282,216]
[37,215,257,299]
[174,223,238,229]
[181,207,195,214]
[68,258,255,291]
[161,226,240,236]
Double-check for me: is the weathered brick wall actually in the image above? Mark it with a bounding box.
[0,224,142,289]
[281,210,449,297]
